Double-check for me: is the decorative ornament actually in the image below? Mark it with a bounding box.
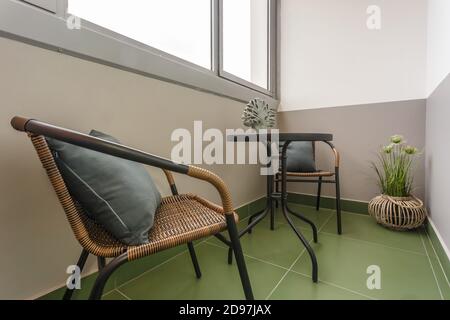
[241,98,276,130]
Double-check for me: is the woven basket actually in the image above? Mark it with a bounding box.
[368,195,426,231]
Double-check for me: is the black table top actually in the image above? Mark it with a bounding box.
[227,132,333,142]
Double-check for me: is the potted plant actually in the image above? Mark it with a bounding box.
[369,135,426,230]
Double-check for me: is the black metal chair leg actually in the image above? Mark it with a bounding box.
[335,167,342,235]
[270,201,275,231]
[275,176,280,209]
[247,208,266,234]
[226,214,254,300]
[97,256,106,271]
[63,249,89,300]
[187,242,202,279]
[89,253,128,300]
[316,176,323,211]
[228,247,233,265]
[286,205,318,243]
[282,207,318,283]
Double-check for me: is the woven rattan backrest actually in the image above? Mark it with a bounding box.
[29,134,126,257]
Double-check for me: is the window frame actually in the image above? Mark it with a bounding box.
[64,0,215,74]
[1,0,278,104]
[218,0,276,96]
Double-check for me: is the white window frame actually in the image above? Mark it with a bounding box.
[218,0,277,96]
[0,0,278,105]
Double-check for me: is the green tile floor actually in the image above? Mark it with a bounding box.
[42,204,450,300]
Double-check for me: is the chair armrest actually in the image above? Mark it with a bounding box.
[187,166,234,214]
[161,167,234,214]
[11,116,189,174]
[321,141,340,168]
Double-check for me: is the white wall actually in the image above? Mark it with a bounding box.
[426,0,450,96]
[425,0,450,254]
[280,0,428,111]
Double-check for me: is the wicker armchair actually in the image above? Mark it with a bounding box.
[11,117,253,300]
[276,141,342,234]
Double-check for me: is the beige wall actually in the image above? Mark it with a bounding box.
[278,100,426,202]
[425,0,450,253]
[0,37,265,299]
[426,74,450,252]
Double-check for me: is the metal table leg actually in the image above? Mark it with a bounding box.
[280,141,319,283]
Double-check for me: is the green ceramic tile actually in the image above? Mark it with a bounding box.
[269,272,369,300]
[102,290,128,300]
[280,204,334,231]
[209,219,313,269]
[119,242,285,300]
[39,200,443,301]
[321,212,426,255]
[420,230,450,300]
[238,223,314,269]
[292,233,442,300]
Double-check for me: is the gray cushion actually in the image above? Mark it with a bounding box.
[46,130,161,245]
[285,141,316,173]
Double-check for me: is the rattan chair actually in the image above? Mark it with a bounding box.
[275,141,342,234]
[11,116,253,300]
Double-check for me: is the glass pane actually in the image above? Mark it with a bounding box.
[222,0,268,89]
[68,0,211,69]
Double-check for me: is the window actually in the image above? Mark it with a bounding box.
[68,0,212,69]
[4,0,277,102]
[222,0,269,90]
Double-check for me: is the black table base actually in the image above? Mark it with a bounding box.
[223,133,335,283]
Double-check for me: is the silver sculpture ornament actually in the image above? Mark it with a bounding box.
[241,98,276,130]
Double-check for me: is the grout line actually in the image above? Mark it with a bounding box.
[289,270,377,300]
[282,205,430,258]
[206,241,377,301]
[106,214,257,296]
[319,231,427,257]
[265,213,334,300]
[264,249,306,300]
[424,228,450,288]
[116,288,132,301]
[115,238,209,292]
[419,231,444,300]
[105,204,442,300]
[110,215,256,296]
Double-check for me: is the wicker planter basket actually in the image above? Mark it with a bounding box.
[368,195,426,231]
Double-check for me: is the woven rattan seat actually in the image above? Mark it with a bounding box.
[75,193,232,260]
[284,171,334,177]
[128,194,233,260]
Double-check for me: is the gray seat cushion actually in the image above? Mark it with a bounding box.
[285,141,316,173]
[46,130,161,245]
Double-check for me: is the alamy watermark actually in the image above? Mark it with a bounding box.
[366,265,381,290]
[367,5,381,30]
[66,15,81,30]
[171,121,280,175]
[66,265,81,290]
